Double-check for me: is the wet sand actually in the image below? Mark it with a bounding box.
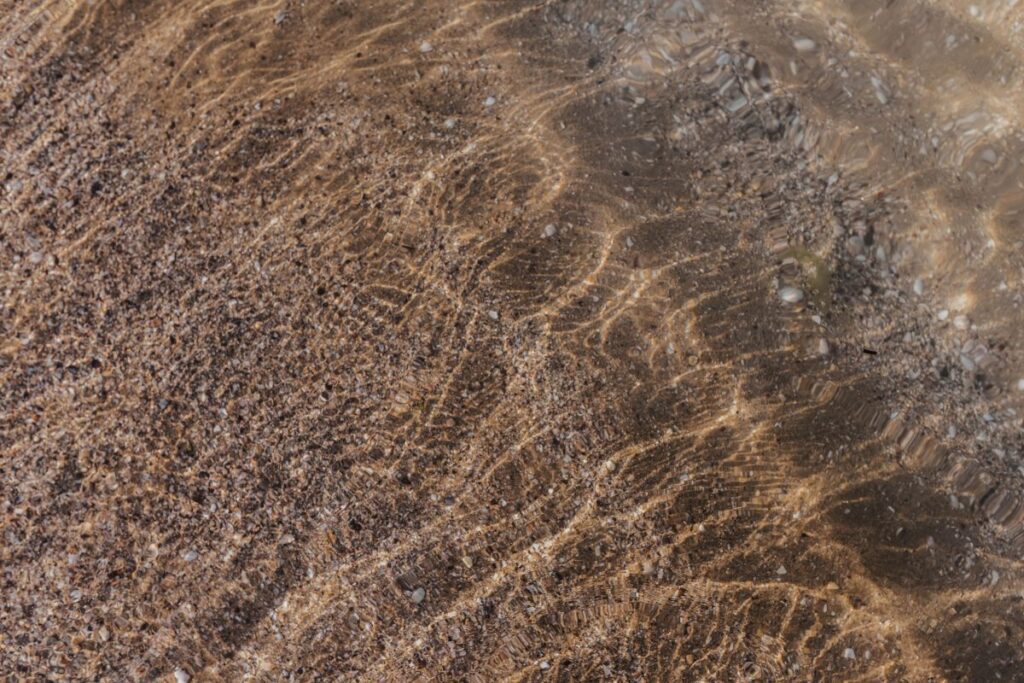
[3,0,1024,680]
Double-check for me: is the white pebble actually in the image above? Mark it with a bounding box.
[913,278,924,296]
[488,310,499,320]
[419,41,433,53]
[776,565,787,575]
[792,37,817,52]
[183,550,198,562]
[817,338,830,356]
[1017,379,1024,392]
[484,96,496,107]
[543,223,557,238]
[937,309,949,321]
[410,587,426,604]
[843,648,856,660]
[444,117,457,129]
[174,670,190,683]
[778,286,804,304]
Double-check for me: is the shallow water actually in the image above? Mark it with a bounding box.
[2,0,1024,680]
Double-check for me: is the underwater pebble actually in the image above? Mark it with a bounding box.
[778,286,804,304]
[792,37,816,52]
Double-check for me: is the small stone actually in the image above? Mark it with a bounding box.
[183,550,198,562]
[776,565,787,576]
[953,315,969,330]
[817,338,829,356]
[843,648,856,660]
[937,309,949,321]
[419,41,433,53]
[1016,379,1024,392]
[174,669,190,683]
[778,286,804,304]
[488,310,499,320]
[539,661,551,670]
[410,587,426,604]
[444,117,457,129]
[544,223,557,238]
[913,278,924,296]
[273,9,287,25]
[792,37,817,52]
[484,96,496,107]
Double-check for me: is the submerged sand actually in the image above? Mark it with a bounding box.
[3,0,1024,680]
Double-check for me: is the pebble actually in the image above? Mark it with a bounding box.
[539,661,551,671]
[817,338,829,356]
[410,587,426,604]
[543,223,557,238]
[843,648,856,660]
[776,565,787,575]
[778,286,804,304]
[1017,379,1024,392]
[953,315,969,330]
[419,41,433,53]
[183,550,198,562]
[483,96,496,107]
[444,117,457,129]
[792,37,817,52]
[937,309,949,321]
[174,669,190,683]
[913,278,924,296]
[488,310,499,320]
